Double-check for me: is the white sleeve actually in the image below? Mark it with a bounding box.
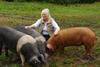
[52,18,60,31]
[30,19,41,28]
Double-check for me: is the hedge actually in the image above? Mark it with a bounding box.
[2,0,97,4]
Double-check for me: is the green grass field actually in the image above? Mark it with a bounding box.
[0,2,100,67]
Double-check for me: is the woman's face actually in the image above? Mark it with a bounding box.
[42,13,49,21]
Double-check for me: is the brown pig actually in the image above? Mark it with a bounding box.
[47,27,96,60]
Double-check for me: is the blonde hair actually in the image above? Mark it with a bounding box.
[41,8,51,22]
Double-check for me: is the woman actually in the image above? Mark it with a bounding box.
[25,8,60,41]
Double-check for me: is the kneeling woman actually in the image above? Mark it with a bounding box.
[25,8,60,41]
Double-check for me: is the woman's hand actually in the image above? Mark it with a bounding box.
[25,26,31,29]
[53,32,58,36]
[54,30,59,36]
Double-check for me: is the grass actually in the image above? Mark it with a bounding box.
[0,2,100,26]
[0,1,100,67]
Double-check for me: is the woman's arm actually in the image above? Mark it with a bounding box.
[25,19,41,29]
[52,18,60,35]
